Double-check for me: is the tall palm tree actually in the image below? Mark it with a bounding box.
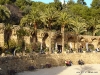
[58,11,71,53]
[71,16,87,50]
[20,8,41,53]
[40,7,58,53]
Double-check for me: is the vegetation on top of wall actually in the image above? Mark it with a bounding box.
[0,0,100,55]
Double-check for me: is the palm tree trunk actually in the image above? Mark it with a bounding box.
[49,30,52,54]
[77,34,79,52]
[74,41,75,51]
[61,26,64,53]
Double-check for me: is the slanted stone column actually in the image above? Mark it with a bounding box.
[11,25,20,43]
[23,27,31,52]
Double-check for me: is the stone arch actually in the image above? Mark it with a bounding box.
[42,33,48,42]
[66,33,77,50]
[54,34,62,53]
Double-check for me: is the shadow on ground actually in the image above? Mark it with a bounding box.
[75,65,95,75]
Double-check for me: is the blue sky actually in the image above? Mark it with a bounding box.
[32,0,92,7]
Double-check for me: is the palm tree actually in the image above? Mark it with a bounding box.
[21,7,40,42]
[40,7,58,53]
[16,26,28,54]
[0,5,11,54]
[71,16,87,51]
[20,8,41,53]
[0,5,11,22]
[58,11,71,53]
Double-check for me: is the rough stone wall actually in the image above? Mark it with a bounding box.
[0,52,100,75]
[0,23,4,47]
[79,35,100,49]
[0,24,100,50]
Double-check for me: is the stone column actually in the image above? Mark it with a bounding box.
[0,23,4,47]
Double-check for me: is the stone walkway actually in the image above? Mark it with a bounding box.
[17,64,100,75]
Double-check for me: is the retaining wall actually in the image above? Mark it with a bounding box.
[0,52,100,75]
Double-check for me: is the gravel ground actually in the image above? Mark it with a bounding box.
[16,64,100,75]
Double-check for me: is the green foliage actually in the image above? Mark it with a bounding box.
[67,0,75,5]
[58,11,71,29]
[0,0,5,5]
[0,5,11,22]
[32,2,47,12]
[77,0,87,5]
[0,0,100,51]
[0,0,16,5]
[40,7,58,29]
[15,0,32,9]
[69,4,83,16]
[47,0,62,10]
[91,0,100,9]
[22,5,31,15]
[16,27,29,37]
[8,39,16,48]
[87,18,100,36]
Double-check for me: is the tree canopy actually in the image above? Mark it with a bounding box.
[0,0,100,36]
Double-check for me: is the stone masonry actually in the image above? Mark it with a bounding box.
[0,52,100,75]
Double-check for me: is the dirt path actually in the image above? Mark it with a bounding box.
[17,64,100,75]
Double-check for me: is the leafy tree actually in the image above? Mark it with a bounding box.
[67,3,91,21]
[53,0,62,11]
[32,2,47,12]
[67,0,75,5]
[69,4,83,16]
[80,6,92,20]
[91,8,100,20]
[0,0,16,5]
[0,0,5,5]
[77,0,87,5]
[91,0,100,9]
[87,18,100,36]
[15,0,32,10]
